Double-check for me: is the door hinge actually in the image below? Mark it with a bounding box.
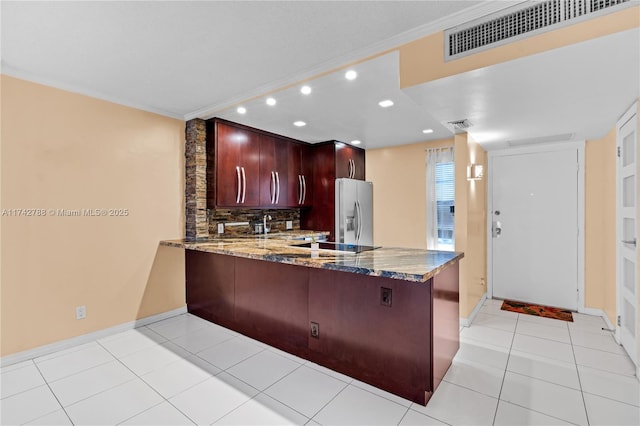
[617,147,621,158]
[617,315,621,326]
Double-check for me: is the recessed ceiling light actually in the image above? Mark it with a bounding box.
[300,86,312,95]
[378,99,394,108]
[293,121,306,127]
[422,129,434,134]
[237,106,247,114]
[266,97,276,106]
[345,70,357,80]
[351,140,361,145]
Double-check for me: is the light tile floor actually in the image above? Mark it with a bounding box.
[2,299,639,425]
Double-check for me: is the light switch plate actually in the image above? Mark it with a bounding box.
[217,223,224,234]
[286,220,293,230]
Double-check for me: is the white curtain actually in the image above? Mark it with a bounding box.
[426,147,455,250]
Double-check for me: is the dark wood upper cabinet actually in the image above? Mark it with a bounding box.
[301,141,366,239]
[335,142,366,180]
[259,134,289,207]
[210,120,261,208]
[208,118,315,210]
[287,142,313,207]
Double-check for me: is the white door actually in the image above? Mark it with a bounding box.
[617,103,638,363]
[490,146,581,310]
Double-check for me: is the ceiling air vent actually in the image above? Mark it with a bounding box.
[445,0,632,60]
[446,119,473,133]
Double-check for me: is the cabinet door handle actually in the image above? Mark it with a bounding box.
[241,167,246,203]
[354,200,361,242]
[302,175,307,204]
[270,171,275,204]
[348,159,352,179]
[352,159,356,179]
[275,171,280,204]
[298,175,303,205]
[236,166,242,203]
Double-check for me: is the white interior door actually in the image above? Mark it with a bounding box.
[491,146,580,310]
[617,104,638,364]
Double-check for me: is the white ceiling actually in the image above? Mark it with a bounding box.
[405,27,640,149]
[1,0,484,118]
[2,1,639,150]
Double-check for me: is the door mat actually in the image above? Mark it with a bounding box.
[501,300,574,322]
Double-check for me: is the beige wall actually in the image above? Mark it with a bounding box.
[399,5,639,88]
[1,75,186,356]
[454,134,487,318]
[463,135,488,317]
[584,128,617,325]
[367,134,487,319]
[366,138,453,249]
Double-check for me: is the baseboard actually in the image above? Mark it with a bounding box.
[578,307,622,346]
[578,307,616,330]
[0,306,187,368]
[460,293,487,328]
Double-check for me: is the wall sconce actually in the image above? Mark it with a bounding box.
[467,164,484,181]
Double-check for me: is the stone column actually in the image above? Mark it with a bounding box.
[185,119,208,240]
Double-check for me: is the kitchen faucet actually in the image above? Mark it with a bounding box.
[263,215,272,235]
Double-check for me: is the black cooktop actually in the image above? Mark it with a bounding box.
[295,242,379,253]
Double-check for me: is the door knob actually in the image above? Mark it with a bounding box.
[621,238,637,247]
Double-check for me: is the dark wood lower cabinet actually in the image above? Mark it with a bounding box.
[185,251,235,330]
[234,258,309,358]
[307,269,433,404]
[185,249,459,405]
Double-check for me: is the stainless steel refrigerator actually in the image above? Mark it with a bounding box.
[335,178,373,246]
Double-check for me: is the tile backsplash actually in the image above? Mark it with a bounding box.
[208,208,301,236]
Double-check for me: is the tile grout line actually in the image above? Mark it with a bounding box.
[307,380,352,424]
[502,314,583,426]
[394,406,412,426]
[98,338,202,426]
[567,321,591,426]
[491,311,519,425]
[30,357,76,425]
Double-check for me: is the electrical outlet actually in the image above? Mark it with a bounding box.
[75,305,86,320]
[380,287,392,307]
[286,220,293,230]
[217,223,224,234]
[310,321,319,338]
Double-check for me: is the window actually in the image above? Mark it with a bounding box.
[435,162,455,250]
[426,147,455,251]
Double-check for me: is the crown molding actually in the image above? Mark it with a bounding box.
[186,0,521,121]
[1,64,184,120]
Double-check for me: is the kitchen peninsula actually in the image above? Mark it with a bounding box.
[162,236,463,405]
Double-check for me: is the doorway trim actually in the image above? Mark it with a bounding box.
[486,141,586,311]
[615,101,638,366]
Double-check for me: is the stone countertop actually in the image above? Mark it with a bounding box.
[161,235,463,283]
[215,230,330,240]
